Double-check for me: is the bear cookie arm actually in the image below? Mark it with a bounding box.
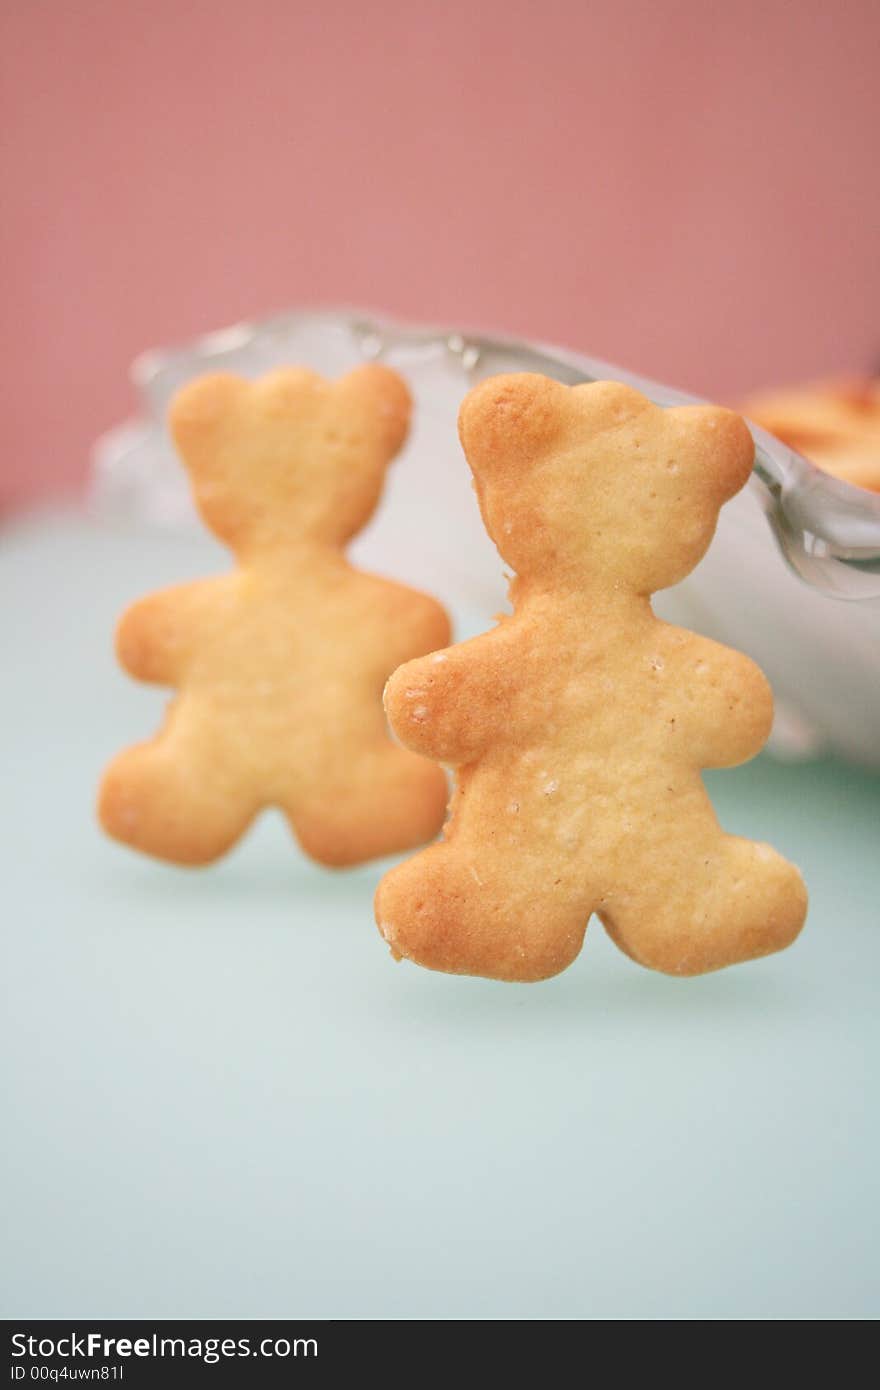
[375,373,808,981]
[98,364,451,868]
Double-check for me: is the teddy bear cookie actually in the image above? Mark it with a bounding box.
[98,364,451,867]
[375,373,808,980]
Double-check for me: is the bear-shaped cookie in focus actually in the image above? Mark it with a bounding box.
[99,365,450,867]
[375,374,807,980]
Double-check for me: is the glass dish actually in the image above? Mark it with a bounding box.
[90,309,880,768]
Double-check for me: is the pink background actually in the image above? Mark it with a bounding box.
[2,0,878,508]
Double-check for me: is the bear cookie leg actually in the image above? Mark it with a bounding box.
[599,834,807,976]
[376,842,590,982]
[99,737,259,866]
[290,747,448,869]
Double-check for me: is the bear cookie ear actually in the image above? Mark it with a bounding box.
[666,404,756,505]
[168,373,249,472]
[458,373,572,482]
[338,363,413,457]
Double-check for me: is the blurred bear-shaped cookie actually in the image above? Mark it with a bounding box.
[99,365,450,866]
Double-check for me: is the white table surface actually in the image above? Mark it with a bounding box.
[2,510,879,1319]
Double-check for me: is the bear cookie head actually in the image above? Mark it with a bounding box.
[169,363,412,555]
[458,373,755,594]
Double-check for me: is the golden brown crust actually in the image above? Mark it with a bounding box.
[98,364,450,867]
[741,377,880,492]
[375,374,807,981]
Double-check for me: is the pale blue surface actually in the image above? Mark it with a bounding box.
[1,512,878,1320]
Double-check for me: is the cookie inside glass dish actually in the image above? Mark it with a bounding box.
[742,376,880,494]
[91,310,880,768]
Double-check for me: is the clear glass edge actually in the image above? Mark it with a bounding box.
[126,306,880,602]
